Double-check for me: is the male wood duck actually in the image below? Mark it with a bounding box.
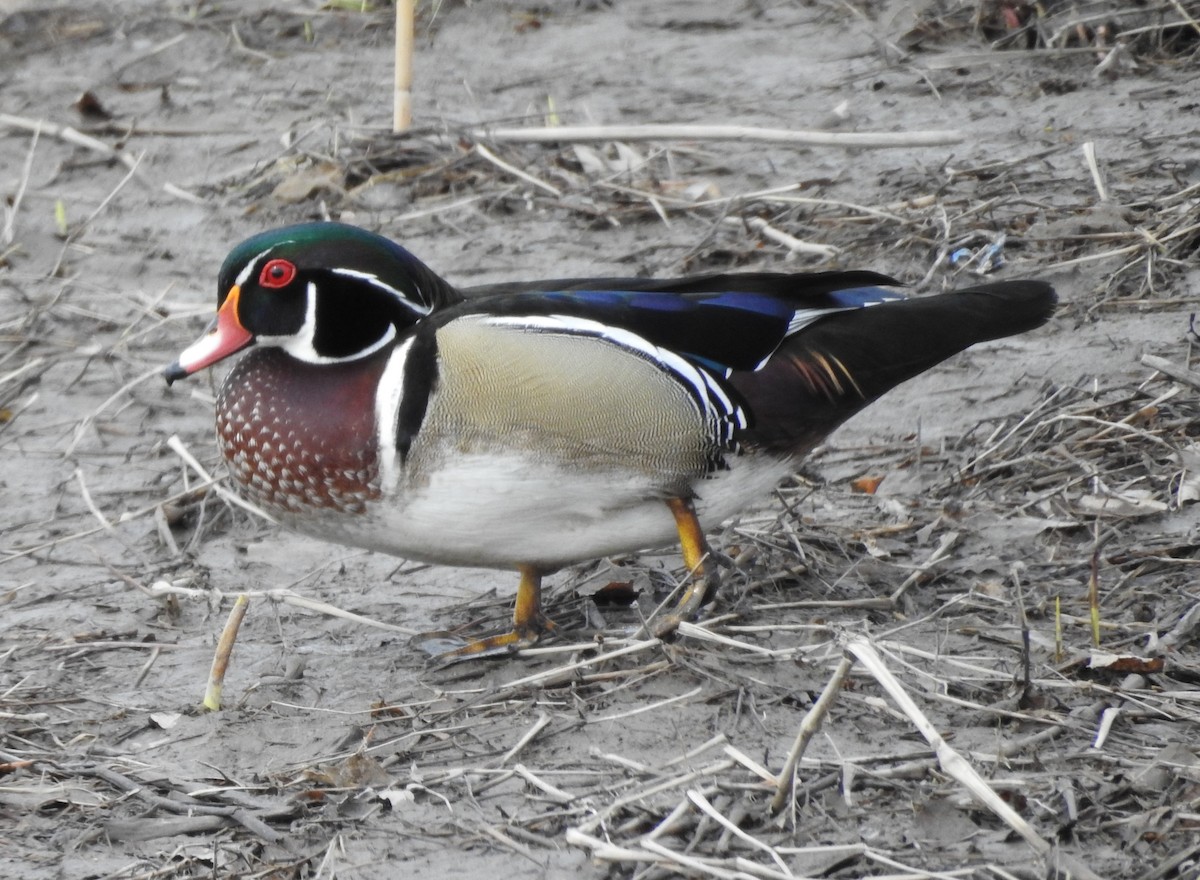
[165,222,1056,659]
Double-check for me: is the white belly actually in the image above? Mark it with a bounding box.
[277,452,794,570]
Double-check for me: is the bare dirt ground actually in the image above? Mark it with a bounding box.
[4,1,1200,877]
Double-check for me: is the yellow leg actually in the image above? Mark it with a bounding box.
[651,497,719,638]
[419,564,556,663]
[511,564,554,642]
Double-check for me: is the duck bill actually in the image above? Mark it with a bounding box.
[164,286,253,385]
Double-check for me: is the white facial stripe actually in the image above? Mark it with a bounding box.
[259,280,398,364]
[376,336,416,490]
[329,267,430,315]
[481,313,744,439]
[235,245,280,288]
[259,280,320,360]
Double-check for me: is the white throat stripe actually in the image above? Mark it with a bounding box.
[376,336,417,490]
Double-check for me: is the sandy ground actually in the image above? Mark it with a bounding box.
[3,1,1200,877]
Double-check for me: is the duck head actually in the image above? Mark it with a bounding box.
[165,222,460,383]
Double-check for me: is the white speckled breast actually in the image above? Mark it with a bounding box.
[216,347,388,516]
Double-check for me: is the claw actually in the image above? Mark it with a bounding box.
[644,497,718,639]
[416,565,556,664]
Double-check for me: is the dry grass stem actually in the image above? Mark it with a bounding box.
[1081,141,1109,202]
[771,654,854,814]
[202,594,250,712]
[845,639,1054,856]
[393,0,414,132]
[1140,354,1200,392]
[474,143,562,197]
[470,123,964,148]
[0,112,142,172]
[721,216,839,259]
[166,434,279,523]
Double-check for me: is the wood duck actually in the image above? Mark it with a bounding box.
[165,222,1056,659]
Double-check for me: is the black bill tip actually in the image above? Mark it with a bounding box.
[163,361,188,386]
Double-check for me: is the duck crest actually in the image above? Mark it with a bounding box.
[216,347,388,515]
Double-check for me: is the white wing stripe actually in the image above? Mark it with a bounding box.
[786,295,904,335]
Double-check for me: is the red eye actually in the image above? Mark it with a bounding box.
[259,258,296,289]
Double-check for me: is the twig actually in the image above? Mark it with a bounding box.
[469,123,963,148]
[0,112,142,172]
[145,581,418,636]
[202,594,249,711]
[845,639,1053,856]
[66,365,162,457]
[474,143,562,196]
[51,150,146,277]
[1082,142,1108,202]
[564,828,661,865]
[688,789,794,877]
[393,0,414,132]
[76,763,290,845]
[2,479,216,564]
[675,620,793,657]
[498,712,551,766]
[889,531,959,604]
[74,467,113,531]
[1141,354,1200,392]
[574,758,736,834]
[500,638,660,693]
[474,823,538,863]
[0,357,45,390]
[512,763,576,804]
[722,744,776,784]
[771,655,854,814]
[638,838,744,880]
[1167,0,1200,37]
[3,124,38,246]
[166,434,279,524]
[722,216,839,259]
[589,686,703,723]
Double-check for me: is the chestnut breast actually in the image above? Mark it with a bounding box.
[217,347,388,515]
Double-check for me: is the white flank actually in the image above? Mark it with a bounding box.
[284,450,796,570]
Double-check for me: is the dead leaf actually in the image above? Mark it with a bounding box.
[378,787,416,809]
[149,711,181,730]
[973,579,1006,599]
[331,752,392,788]
[1086,652,1165,675]
[271,162,343,203]
[571,145,608,175]
[851,475,884,494]
[73,90,112,120]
